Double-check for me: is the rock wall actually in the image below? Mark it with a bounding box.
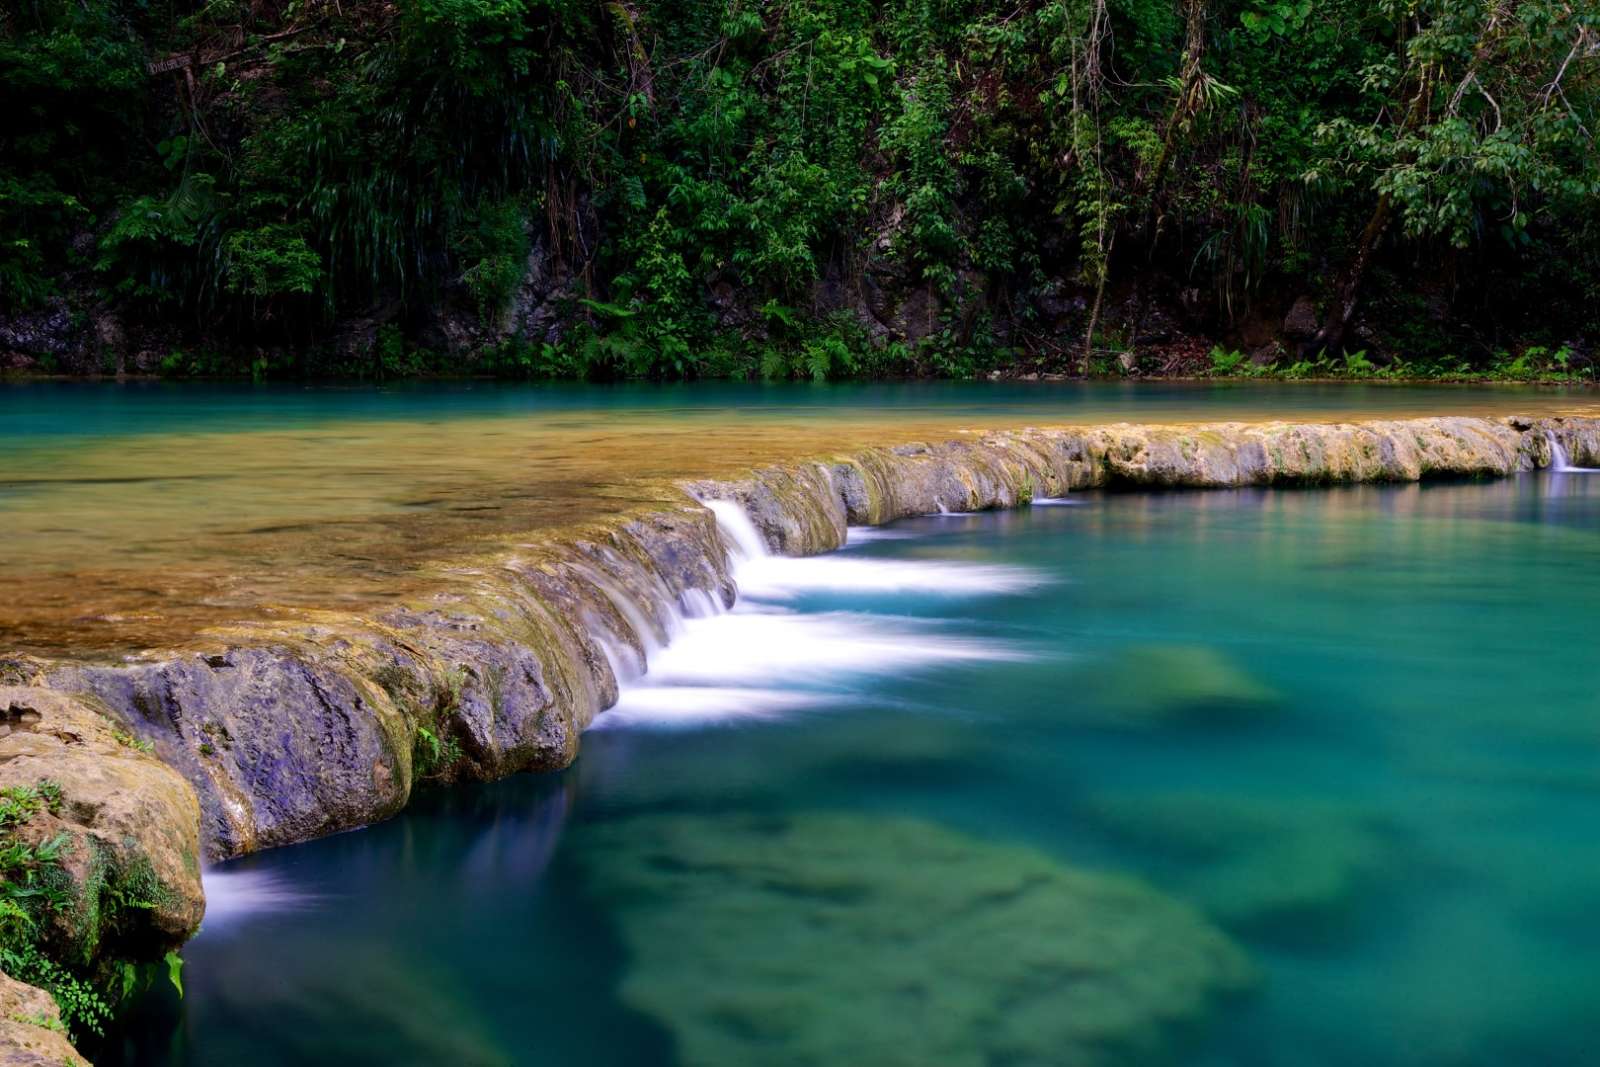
[2,412,1598,1063]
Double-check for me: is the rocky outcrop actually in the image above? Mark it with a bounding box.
[36,504,733,860]
[0,687,204,960]
[701,415,1594,554]
[0,687,204,1065]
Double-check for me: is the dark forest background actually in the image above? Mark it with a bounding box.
[2,0,1597,379]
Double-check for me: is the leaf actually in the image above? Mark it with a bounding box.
[165,950,184,997]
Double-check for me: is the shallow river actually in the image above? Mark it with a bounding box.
[102,466,1600,1067]
[3,380,1596,655]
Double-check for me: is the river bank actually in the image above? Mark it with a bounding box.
[3,407,1600,1062]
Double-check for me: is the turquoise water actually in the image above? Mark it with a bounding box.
[3,378,1595,438]
[99,466,1600,1065]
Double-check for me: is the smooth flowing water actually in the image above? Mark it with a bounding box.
[103,468,1600,1067]
[3,380,1596,655]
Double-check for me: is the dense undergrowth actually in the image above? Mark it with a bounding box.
[1,0,1597,380]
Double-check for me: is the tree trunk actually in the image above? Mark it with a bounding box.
[1082,231,1115,375]
[1310,192,1392,357]
[1140,0,1208,237]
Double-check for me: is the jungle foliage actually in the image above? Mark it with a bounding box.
[1,0,1596,378]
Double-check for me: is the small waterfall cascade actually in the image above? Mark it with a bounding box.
[1546,431,1595,473]
[586,496,1040,731]
[703,498,771,563]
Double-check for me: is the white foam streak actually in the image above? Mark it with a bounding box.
[1031,497,1083,507]
[202,868,316,926]
[844,526,917,545]
[734,555,1040,601]
[594,686,820,729]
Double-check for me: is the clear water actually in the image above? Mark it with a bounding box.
[102,468,1600,1067]
[3,379,1596,655]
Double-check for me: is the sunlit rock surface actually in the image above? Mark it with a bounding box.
[576,811,1254,1067]
[0,971,81,1067]
[0,687,204,1066]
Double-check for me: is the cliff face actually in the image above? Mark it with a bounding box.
[2,413,1598,1062]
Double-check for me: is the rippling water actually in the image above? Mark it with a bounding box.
[3,379,1596,655]
[101,468,1600,1067]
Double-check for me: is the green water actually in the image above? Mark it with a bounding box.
[102,469,1600,1066]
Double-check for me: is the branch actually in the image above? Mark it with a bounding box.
[1540,26,1590,107]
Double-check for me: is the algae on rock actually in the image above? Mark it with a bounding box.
[576,811,1253,1067]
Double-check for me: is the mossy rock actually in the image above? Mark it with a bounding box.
[577,811,1254,1067]
[0,687,203,960]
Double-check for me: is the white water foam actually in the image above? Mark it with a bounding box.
[1031,497,1083,507]
[202,868,316,927]
[843,526,917,545]
[734,554,1041,601]
[589,499,1035,730]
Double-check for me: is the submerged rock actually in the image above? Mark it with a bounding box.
[187,944,514,1066]
[1071,645,1281,728]
[577,811,1253,1067]
[1086,793,1392,934]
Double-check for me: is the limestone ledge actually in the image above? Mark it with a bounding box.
[1,412,1595,1064]
[3,414,1593,865]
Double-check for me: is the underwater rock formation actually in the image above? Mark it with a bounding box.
[575,811,1255,1067]
[1085,793,1393,934]
[1067,645,1282,729]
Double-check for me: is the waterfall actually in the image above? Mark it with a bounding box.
[1546,432,1596,473]
[703,498,770,561]
[587,497,1039,731]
